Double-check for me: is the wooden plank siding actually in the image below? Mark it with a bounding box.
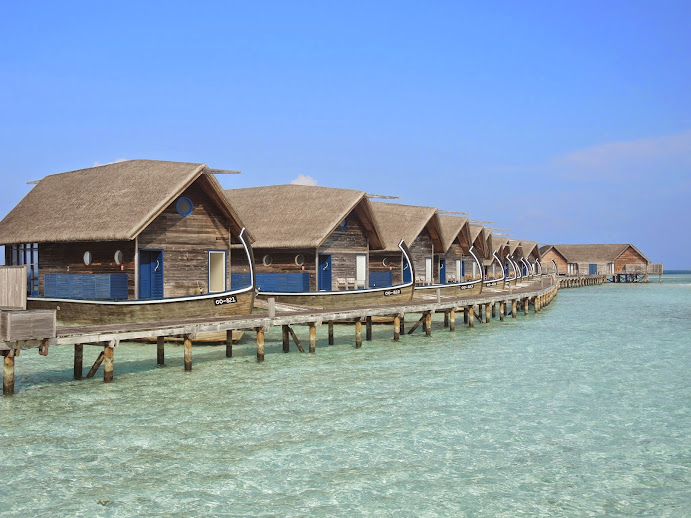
[137,181,233,298]
[409,230,434,285]
[0,266,27,309]
[541,249,568,275]
[369,253,403,286]
[440,242,464,283]
[614,246,648,272]
[251,249,317,291]
[317,212,369,289]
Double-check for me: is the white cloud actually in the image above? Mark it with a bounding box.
[290,174,318,186]
[551,130,691,182]
[93,158,128,167]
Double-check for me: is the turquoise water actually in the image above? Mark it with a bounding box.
[1,275,689,516]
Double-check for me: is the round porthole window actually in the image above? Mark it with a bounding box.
[382,257,391,267]
[176,196,193,217]
[294,254,305,266]
[83,251,92,266]
[262,254,272,266]
[114,250,124,265]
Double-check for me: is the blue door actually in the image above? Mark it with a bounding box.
[439,259,446,284]
[318,254,332,291]
[402,258,412,283]
[139,250,164,299]
[589,263,597,275]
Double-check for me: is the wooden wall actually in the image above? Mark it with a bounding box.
[440,242,463,283]
[369,252,403,285]
[614,246,648,271]
[137,180,232,298]
[38,240,135,298]
[410,230,434,285]
[318,211,370,289]
[541,249,568,275]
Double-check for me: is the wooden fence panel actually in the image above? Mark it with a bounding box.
[0,266,27,309]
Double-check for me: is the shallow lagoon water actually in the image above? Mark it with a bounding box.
[1,275,690,516]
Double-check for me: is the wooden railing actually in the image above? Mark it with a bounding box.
[0,266,27,310]
[647,264,663,274]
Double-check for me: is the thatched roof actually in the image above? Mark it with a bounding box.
[438,215,469,253]
[540,244,650,264]
[369,202,443,252]
[468,224,487,256]
[0,160,246,245]
[507,239,520,256]
[489,235,508,254]
[224,184,383,249]
[518,240,539,259]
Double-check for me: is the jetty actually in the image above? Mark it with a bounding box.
[2,271,558,395]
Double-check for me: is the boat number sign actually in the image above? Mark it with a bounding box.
[384,288,402,296]
[485,281,498,287]
[214,295,238,305]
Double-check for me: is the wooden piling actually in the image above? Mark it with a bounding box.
[512,300,517,318]
[485,304,491,324]
[3,349,15,396]
[425,312,432,336]
[355,319,362,348]
[449,308,456,331]
[287,326,305,353]
[464,307,469,323]
[157,336,165,365]
[225,330,233,358]
[328,321,334,345]
[468,306,474,328]
[443,311,449,328]
[524,298,529,315]
[400,315,405,334]
[366,316,372,341]
[103,345,114,383]
[393,315,400,341]
[74,343,83,380]
[491,303,496,318]
[256,328,265,362]
[407,314,426,335]
[500,302,505,322]
[184,335,192,371]
[309,323,317,353]
[282,325,290,353]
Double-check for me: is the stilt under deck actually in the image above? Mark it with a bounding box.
[2,276,562,394]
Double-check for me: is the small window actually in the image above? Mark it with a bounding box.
[83,251,92,266]
[114,250,124,265]
[382,257,391,267]
[176,197,193,217]
[294,254,305,266]
[262,254,272,266]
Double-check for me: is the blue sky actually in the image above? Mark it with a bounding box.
[1,1,689,267]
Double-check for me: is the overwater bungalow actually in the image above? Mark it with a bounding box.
[467,224,488,281]
[539,244,651,278]
[518,241,541,276]
[368,202,444,288]
[224,185,414,307]
[0,160,255,324]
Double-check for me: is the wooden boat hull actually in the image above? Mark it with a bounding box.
[258,283,414,309]
[414,279,483,299]
[28,288,255,326]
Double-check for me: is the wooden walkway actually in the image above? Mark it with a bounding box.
[3,275,561,394]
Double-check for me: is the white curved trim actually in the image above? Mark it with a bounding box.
[28,227,255,306]
[483,250,505,285]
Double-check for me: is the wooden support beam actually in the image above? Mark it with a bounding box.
[512,300,517,318]
[400,315,405,334]
[256,328,265,362]
[443,311,449,328]
[157,336,165,365]
[468,306,475,328]
[491,303,496,318]
[500,302,505,322]
[393,315,400,341]
[425,312,432,337]
[524,298,529,315]
[355,319,362,348]
[103,345,114,383]
[366,316,372,341]
[86,351,105,379]
[184,335,193,371]
[282,325,290,353]
[3,348,15,396]
[485,303,491,324]
[407,313,426,335]
[225,330,233,358]
[449,309,456,331]
[464,307,469,324]
[309,323,316,353]
[287,326,305,353]
[328,321,334,345]
[74,343,83,380]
